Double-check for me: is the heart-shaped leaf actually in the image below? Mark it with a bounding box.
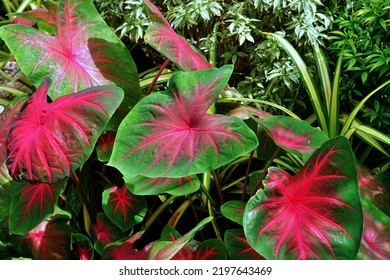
[102,185,147,232]
[18,214,71,259]
[224,229,265,260]
[0,0,141,105]
[71,233,94,260]
[244,136,363,259]
[144,0,212,71]
[254,116,329,160]
[6,79,123,183]
[9,181,65,235]
[90,212,125,255]
[357,198,390,260]
[125,175,200,196]
[109,66,258,178]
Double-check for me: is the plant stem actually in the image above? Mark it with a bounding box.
[242,150,254,201]
[253,147,281,195]
[145,59,171,96]
[72,173,94,228]
[211,169,224,205]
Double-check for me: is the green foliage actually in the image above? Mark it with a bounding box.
[328,0,390,135]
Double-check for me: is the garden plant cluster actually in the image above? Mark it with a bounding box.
[0,0,389,260]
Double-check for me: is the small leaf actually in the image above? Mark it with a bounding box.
[6,79,123,183]
[102,231,153,260]
[244,136,363,259]
[90,212,125,255]
[71,233,94,260]
[102,185,147,232]
[96,132,116,162]
[9,181,65,235]
[144,0,212,71]
[192,239,227,260]
[224,229,265,260]
[18,214,71,260]
[149,217,213,260]
[109,66,258,178]
[254,116,329,160]
[220,200,246,225]
[125,175,200,196]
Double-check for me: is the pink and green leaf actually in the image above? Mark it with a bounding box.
[11,4,57,34]
[96,132,116,162]
[109,66,258,179]
[244,136,363,259]
[255,116,329,160]
[143,0,212,71]
[102,185,147,232]
[102,231,152,260]
[149,217,213,260]
[220,200,246,226]
[357,197,390,260]
[357,165,390,217]
[71,233,94,260]
[224,229,265,260]
[125,175,200,196]
[192,239,227,260]
[90,212,125,255]
[0,0,141,105]
[18,214,71,259]
[9,181,65,235]
[6,79,123,183]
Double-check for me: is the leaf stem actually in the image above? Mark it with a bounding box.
[253,146,281,195]
[242,150,254,201]
[211,169,224,205]
[145,59,171,96]
[72,173,94,225]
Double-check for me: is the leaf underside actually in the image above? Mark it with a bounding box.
[244,136,363,260]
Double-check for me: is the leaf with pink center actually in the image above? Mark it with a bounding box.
[6,79,123,183]
[224,229,265,260]
[357,197,390,260]
[90,212,125,255]
[0,0,141,105]
[143,0,212,71]
[71,233,94,260]
[125,175,200,196]
[18,214,71,259]
[255,116,329,161]
[102,231,153,260]
[109,66,258,179]
[9,181,65,235]
[192,239,227,260]
[96,132,116,162]
[102,185,146,232]
[244,136,363,259]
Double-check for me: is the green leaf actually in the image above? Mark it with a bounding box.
[220,200,246,225]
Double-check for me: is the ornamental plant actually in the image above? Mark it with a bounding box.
[0,0,388,260]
